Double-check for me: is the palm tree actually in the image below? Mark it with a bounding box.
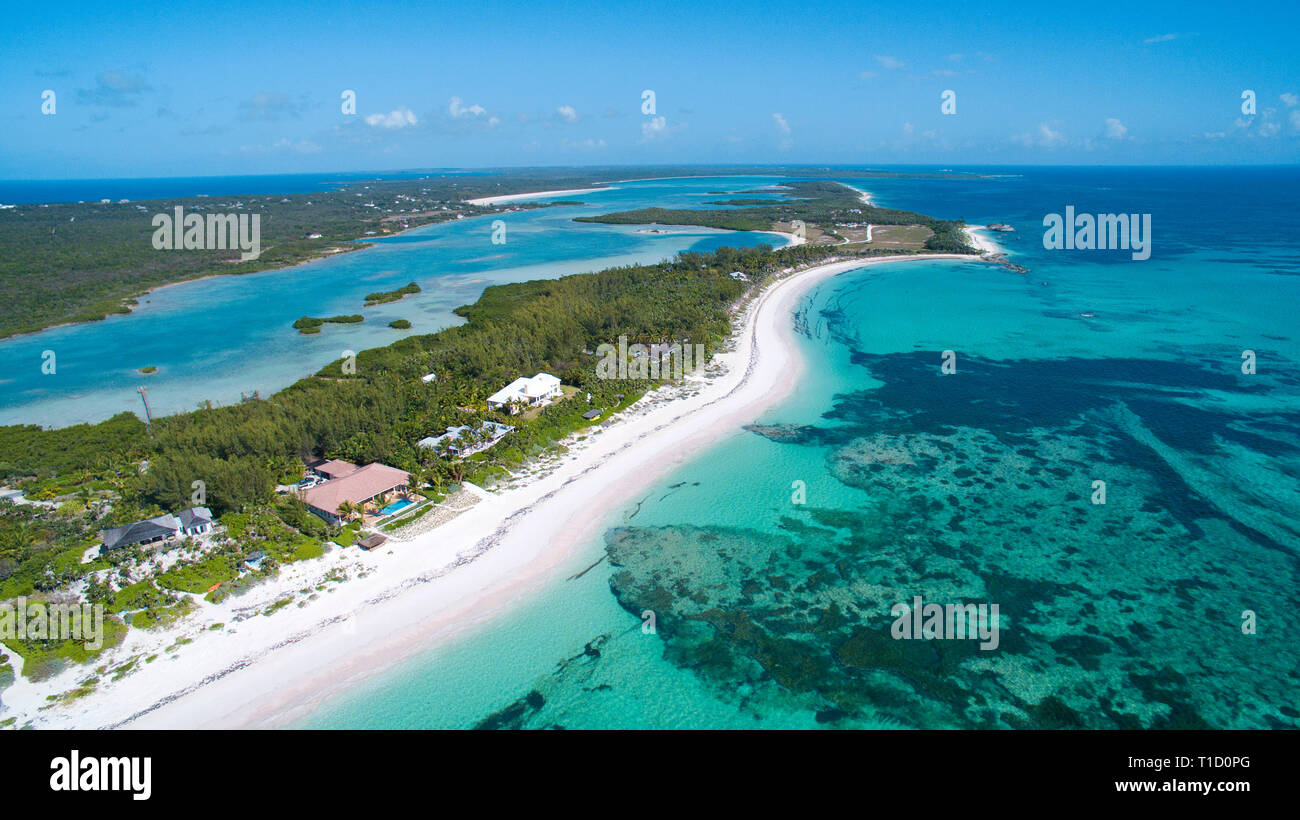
[336,501,356,523]
[408,465,427,498]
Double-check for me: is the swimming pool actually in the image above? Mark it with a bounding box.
[378,499,414,516]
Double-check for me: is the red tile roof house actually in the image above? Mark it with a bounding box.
[301,463,410,525]
[311,459,363,481]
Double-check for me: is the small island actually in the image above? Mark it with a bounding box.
[293,315,364,334]
[364,282,421,306]
[389,319,412,329]
[138,366,158,374]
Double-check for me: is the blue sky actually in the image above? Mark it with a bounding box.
[3,0,1298,178]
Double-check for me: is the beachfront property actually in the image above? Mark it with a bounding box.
[178,506,214,536]
[309,459,362,481]
[417,420,515,457]
[300,462,411,525]
[487,372,562,414]
[729,270,750,281]
[100,506,213,550]
[421,372,438,384]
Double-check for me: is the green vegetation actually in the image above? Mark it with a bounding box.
[389,319,413,329]
[575,180,975,254]
[155,555,240,594]
[138,365,157,374]
[0,169,980,688]
[293,314,364,333]
[0,166,986,340]
[4,619,127,682]
[366,281,421,306]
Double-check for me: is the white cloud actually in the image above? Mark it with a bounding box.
[1143,33,1180,44]
[902,122,914,137]
[1291,109,1300,130]
[364,107,417,129]
[240,138,321,154]
[875,55,904,70]
[449,96,487,118]
[641,115,668,141]
[931,69,959,77]
[858,71,878,80]
[1104,117,1128,139]
[556,105,578,123]
[772,113,792,149]
[1281,93,1299,108]
[1013,122,1067,148]
[277,138,320,153]
[561,137,605,150]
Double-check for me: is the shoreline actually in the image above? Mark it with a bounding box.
[0,250,983,730]
[465,186,614,205]
[962,225,1003,256]
[0,206,518,345]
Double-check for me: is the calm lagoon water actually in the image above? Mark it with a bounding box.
[300,167,1300,729]
[0,176,791,427]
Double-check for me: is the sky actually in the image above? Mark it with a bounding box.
[3,0,1298,179]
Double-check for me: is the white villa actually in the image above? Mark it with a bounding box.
[487,372,562,414]
[418,420,516,457]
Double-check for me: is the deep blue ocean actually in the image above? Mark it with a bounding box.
[294,166,1300,729]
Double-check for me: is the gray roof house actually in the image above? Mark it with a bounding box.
[178,506,215,535]
[101,514,181,550]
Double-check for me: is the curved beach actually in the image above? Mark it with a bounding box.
[10,251,979,729]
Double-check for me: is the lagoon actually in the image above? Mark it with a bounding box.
[0,176,793,427]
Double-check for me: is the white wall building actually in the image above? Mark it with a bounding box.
[487,372,563,413]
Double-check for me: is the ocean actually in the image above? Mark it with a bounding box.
[297,166,1300,729]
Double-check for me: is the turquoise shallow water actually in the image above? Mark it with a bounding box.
[0,176,790,427]
[292,167,1298,728]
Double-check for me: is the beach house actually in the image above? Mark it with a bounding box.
[178,506,214,536]
[310,459,362,481]
[417,420,515,457]
[100,505,218,550]
[101,514,181,550]
[487,372,562,414]
[301,462,411,525]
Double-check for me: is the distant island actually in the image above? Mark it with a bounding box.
[365,282,421,306]
[0,166,991,340]
[575,180,975,253]
[293,314,364,334]
[138,366,157,374]
[389,319,412,329]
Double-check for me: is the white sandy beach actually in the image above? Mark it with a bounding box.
[963,225,1002,256]
[1,249,980,730]
[465,187,614,206]
[841,183,875,207]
